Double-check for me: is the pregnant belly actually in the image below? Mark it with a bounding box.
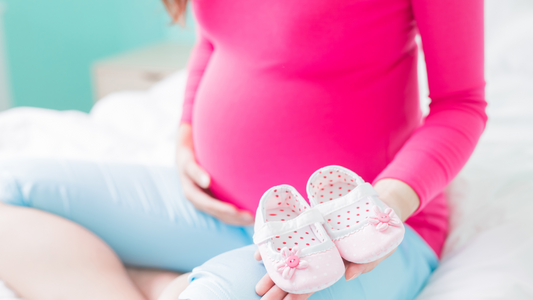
[191,61,417,213]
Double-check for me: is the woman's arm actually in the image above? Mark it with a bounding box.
[181,27,215,124]
[256,1,486,298]
[177,28,255,226]
[374,0,487,214]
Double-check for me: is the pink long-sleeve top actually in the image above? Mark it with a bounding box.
[181,0,487,257]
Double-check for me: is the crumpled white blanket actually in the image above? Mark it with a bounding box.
[0,69,185,166]
[1,0,533,299]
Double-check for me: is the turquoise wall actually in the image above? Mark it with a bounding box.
[1,0,196,112]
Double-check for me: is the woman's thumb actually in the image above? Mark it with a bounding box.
[185,161,211,189]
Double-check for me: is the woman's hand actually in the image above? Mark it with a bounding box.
[176,123,254,226]
[254,249,314,300]
[253,250,395,300]
[254,178,420,299]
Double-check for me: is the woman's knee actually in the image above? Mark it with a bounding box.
[178,245,265,300]
[0,158,78,208]
[0,161,27,207]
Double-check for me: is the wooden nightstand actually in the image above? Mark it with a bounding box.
[92,42,193,101]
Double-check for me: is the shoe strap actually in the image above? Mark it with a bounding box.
[253,209,325,244]
[313,183,378,217]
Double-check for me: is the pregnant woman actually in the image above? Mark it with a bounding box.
[0,0,486,299]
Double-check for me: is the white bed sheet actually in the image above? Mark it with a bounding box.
[1,0,533,298]
[415,1,533,298]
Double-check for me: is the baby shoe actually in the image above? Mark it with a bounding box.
[306,166,405,263]
[253,185,345,294]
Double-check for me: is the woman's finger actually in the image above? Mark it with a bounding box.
[345,248,396,280]
[184,159,210,189]
[256,274,314,300]
[185,181,235,215]
[254,249,262,261]
[181,176,254,225]
[345,260,379,280]
[256,273,275,296]
[285,292,314,300]
[260,283,288,300]
[345,262,365,281]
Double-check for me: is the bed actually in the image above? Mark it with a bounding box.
[1,0,532,298]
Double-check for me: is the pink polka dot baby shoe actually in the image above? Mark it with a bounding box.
[306,166,405,263]
[253,185,345,294]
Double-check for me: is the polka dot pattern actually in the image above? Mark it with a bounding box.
[324,197,375,231]
[309,170,356,202]
[309,169,375,231]
[265,188,325,252]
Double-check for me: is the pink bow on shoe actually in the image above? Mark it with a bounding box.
[368,206,401,232]
[276,246,309,280]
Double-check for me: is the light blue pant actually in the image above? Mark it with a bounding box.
[0,159,438,299]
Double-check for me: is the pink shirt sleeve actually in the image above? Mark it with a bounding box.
[374,0,487,213]
[181,28,214,124]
